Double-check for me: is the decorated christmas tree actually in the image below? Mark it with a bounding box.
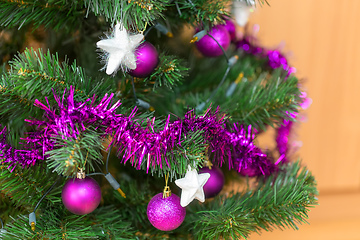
[0,0,318,239]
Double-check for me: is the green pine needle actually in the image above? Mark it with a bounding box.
[0,206,135,240]
[0,0,83,31]
[186,160,318,239]
[84,0,169,30]
[0,163,62,210]
[143,54,189,91]
[45,127,105,177]
[0,48,115,146]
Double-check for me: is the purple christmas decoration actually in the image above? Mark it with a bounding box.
[0,125,42,170]
[236,37,263,55]
[221,19,237,41]
[23,86,124,160]
[267,50,296,77]
[236,35,296,77]
[229,124,275,177]
[267,49,297,161]
[147,193,186,231]
[236,34,306,161]
[195,25,231,57]
[128,41,159,78]
[276,119,293,163]
[199,166,224,198]
[62,176,102,215]
[1,87,276,176]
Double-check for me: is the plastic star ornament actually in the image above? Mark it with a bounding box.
[175,165,211,207]
[97,23,144,75]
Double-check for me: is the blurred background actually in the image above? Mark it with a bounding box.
[248,0,360,239]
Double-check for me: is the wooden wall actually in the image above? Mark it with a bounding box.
[247,0,360,239]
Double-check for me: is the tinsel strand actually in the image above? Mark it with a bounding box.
[1,87,275,176]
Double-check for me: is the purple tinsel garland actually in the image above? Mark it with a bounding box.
[267,49,298,161]
[0,126,42,171]
[275,118,294,163]
[236,36,296,78]
[236,35,309,162]
[0,87,275,176]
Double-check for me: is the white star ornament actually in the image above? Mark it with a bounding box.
[96,24,144,75]
[232,0,256,27]
[175,166,210,207]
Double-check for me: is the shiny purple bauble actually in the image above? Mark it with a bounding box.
[195,25,231,57]
[147,193,186,231]
[61,177,101,215]
[128,41,159,78]
[221,19,236,41]
[199,166,225,198]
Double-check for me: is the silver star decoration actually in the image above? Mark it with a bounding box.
[175,165,210,207]
[97,23,144,75]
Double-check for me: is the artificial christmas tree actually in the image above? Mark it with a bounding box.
[0,0,318,239]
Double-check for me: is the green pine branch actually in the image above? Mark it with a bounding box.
[142,54,189,91]
[180,68,301,130]
[115,54,188,106]
[0,78,37,147]
[112,178,160,230]
[168,0,229,30]
[0,162,62,210]
[5,48,114,103]
[0,194,23,226]
[186,160,318,239]
[249,161,318,231]
[0,48,116,146]
[84,0,169,30]
[108,123,206,179]
[220,69,301,129]
[0,206,135,240]
[158,68,301,130]
[0,0,84,31]
[134,129,207,179]
[46,127,105,177]
[145,50,268,117]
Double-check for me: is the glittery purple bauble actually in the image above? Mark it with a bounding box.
[199,166,225,198]
[195,25,231,57]
[61,177,101,215]
[221,20,236,41]
[128,41,159,78]
[147,193,186,231]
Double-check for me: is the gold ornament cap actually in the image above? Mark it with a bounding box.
[77,169,85,179]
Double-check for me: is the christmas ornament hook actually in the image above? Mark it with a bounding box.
[163,173,171,198]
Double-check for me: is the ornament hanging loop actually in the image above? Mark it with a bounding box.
[203,146,212,169]
[77,151,88,179]
[163,173,171,198]
[204,158,213,170]
[137,22,148,35]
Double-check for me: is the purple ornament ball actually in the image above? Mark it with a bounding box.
[128,41,159,78]
[221,20,237,41]
[147,193,186,231]
[199,166,225,198]
[195,25,231,57]
[61,177,101,215]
